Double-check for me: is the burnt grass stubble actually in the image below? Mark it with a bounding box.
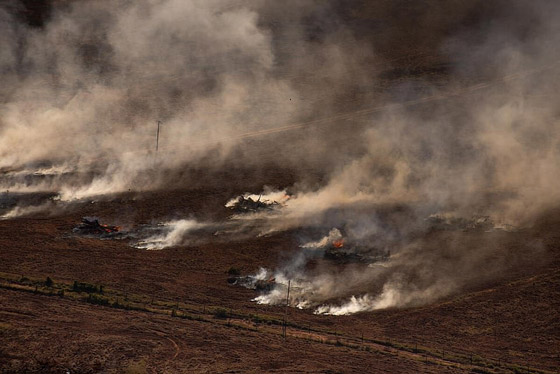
[1,2,560,373]
[0,173,559,373]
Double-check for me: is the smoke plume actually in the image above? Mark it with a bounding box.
[2,0,560,313]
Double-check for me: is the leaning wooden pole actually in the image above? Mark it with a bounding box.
[156,120,161,152]
[283,280,291,339]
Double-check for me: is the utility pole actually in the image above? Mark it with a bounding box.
[283,280,291,339]
[156,120,162,152]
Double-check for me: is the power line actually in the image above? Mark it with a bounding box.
[225,59,560,142]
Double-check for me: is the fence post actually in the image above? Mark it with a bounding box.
[283,280,291,339]
[361,332,364,349]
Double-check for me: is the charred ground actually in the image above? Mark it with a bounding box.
[1,171,559,373]
[1,1,560,373]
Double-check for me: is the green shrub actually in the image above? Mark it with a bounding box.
[86,294,110,306]
[73,281,101,293]
[45,277,53,287]
[214,308,229,319]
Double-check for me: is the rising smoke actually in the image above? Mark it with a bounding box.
[1,1,559,313]
[134,219,207,250]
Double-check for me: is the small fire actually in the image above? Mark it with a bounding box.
[332,239,344,248]
[101,224,120,233]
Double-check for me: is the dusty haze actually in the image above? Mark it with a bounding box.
[1,0,560,313]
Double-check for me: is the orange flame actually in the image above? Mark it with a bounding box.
[332,239,344,248]
[100,224,120,232]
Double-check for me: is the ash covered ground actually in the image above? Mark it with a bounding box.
[1,1,560,373]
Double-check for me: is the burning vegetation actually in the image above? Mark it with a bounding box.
[227,273,277,292]
[225,190,290,213]
[301,228,390,265]
[73,217,121,237]
[227,195,281,213]
[0,0,558,331]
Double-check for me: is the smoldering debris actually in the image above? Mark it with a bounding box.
[71,217,216,248]
[301,228,391,264]
[226,190,538,314]
[230,268,314,309]
[225,189,290,213]
[301,228,343,249]
[227,268,277,292]
[71,216,218,248]
[73,216,122,238]
[323,245,390,265]
[227,195,281,213]
[1,0,559,315]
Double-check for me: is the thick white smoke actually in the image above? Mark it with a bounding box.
[301,228,342,249]
[134,219,206,250]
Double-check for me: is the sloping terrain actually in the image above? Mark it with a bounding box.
[1,1,560,373]
[0,185,559,373]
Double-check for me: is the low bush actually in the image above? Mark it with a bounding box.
[86,294,110,306]
[45,277,53,287]
[73,281,102,293]
[214,308,229,319]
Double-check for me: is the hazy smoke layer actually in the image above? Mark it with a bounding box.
[2,1,560,313]
[0,0,380,197]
